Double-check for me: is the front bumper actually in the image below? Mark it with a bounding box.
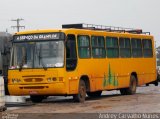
[8,83,67,96]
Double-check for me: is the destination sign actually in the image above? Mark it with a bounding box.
[13,33,64,42]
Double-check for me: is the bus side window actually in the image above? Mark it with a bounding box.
[78,35,91,58]
[142,39,153,57]
[119,38,131,58]
[131,38,142,58]
[106,37,119,58]
[66,34,77,71]
[92,36,105,58]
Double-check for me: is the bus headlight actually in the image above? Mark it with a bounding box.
[12,79,21,83]
[47,78,52,82]
[47,77,57,82]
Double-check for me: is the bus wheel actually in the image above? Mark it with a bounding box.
[73,80,86,103]
[87,91,102,98]
[120,75,137,95]
[30,95,44,103]
[155,81,158,86]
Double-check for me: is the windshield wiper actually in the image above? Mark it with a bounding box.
[19,64,23,71]
[38,46,47,70]
[39,55,47,71]
[35,44,47,71]
[19,56,25,71]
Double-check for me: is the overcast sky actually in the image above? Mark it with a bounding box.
[0,0,160,46]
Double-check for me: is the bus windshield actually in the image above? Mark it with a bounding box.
[10,40,64,69]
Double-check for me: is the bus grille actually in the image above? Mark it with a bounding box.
[24,78,43,82]
[20,86,47,89]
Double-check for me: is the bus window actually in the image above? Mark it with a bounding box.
[66,34,77,71]
[91,36,105,58]
[119,38,131,58]
[106,37,119,58]
[131,38,142,57]
[78,35,91,58]
[142,39,153,57]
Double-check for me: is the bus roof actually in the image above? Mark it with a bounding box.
[14,23,153,39]
[15,28,153,38]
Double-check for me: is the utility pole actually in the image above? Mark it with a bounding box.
[11,18,25,32]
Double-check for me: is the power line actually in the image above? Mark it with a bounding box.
[11,18,25,32]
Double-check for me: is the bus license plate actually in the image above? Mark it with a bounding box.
[29,91,38,94]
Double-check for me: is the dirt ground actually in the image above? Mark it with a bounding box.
[1,84,160,119]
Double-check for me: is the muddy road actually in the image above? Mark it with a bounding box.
[6,85,160,113]
[3,84,160,114]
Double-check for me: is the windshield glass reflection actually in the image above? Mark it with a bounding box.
[10,41,64,69]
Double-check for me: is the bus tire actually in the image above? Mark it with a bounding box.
[155,81,158,86]
[120,75,137,95]
[30,95,44,103]
[73,80,86,103]
[87,91,102,98]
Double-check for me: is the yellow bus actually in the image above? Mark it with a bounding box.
[8,24,156,102]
